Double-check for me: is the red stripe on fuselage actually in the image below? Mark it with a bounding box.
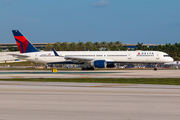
[14,36,29,53]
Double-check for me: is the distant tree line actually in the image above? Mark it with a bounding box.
[44,41,125,51]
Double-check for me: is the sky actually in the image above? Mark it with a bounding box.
[1,0,180,44]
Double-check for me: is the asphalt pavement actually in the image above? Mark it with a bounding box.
[0,69,180,78]
[0,81,180,120]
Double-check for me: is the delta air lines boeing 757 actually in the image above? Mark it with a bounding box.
[11,30,173,70]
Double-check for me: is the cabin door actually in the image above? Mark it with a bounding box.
[128,54,131,59]
[156,53,160,59]
[35,54,38,62]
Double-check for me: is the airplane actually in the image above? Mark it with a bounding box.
[11,30,174,70]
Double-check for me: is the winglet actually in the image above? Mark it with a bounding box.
[12,30,39,53]
[52,48,59,56]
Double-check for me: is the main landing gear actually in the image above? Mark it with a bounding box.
[81,66,94,70]
[154,63,158,71]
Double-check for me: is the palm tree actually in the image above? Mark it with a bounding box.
[69,42,78,51]
[78,42,86,51]
[8,46,15,51]
[115,41,122,47]
[100,41,107,47]
[61,42,69,51]
[0,45,2,51]
[108,42,115,48]
[45,43,53,51]
[53,42,61,51]
[93,42,101,48]
[135,42,143,50]
[100,41,109,50]
[85,41,93,50]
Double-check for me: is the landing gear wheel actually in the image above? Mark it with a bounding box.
[91,67,94,70]
[154,67,157,71]
[81,66,94,70]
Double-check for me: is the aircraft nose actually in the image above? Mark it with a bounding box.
[170,57,174,62]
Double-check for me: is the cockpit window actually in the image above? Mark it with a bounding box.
[164,55,170,57]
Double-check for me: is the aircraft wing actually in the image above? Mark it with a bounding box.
[52,48,108,63]
[64,56,95,63]
[52,48,95,63]
[9,54,30,59]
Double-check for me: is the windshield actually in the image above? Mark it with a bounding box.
[163,55,170,57]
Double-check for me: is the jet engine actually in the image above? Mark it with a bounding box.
[91,60,106,68]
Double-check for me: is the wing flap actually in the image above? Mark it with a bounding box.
[9,54,30,59]
[64,56,94,63]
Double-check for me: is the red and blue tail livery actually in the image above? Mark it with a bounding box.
[12,30,38,53]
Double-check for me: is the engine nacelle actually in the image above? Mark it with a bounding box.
[93,60,106,68]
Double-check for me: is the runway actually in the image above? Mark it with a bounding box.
[0,69,180,78]
[0,81,180,120]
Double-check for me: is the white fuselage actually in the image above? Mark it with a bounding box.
[18,51,173,64]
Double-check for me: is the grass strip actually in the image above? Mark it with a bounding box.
[1,78,180,85]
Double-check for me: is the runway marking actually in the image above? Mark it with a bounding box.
[0,88,180,95]
[89,84,133,87]
[0,71,122,75]
[0,70,179,78]
[11,76,23,78]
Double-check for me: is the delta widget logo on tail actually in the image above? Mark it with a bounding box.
[12,30,38,53]
[14,35,29,53]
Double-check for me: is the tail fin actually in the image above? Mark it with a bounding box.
[12,30,38,53]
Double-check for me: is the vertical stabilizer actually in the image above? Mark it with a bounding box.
[12,30,38,53]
